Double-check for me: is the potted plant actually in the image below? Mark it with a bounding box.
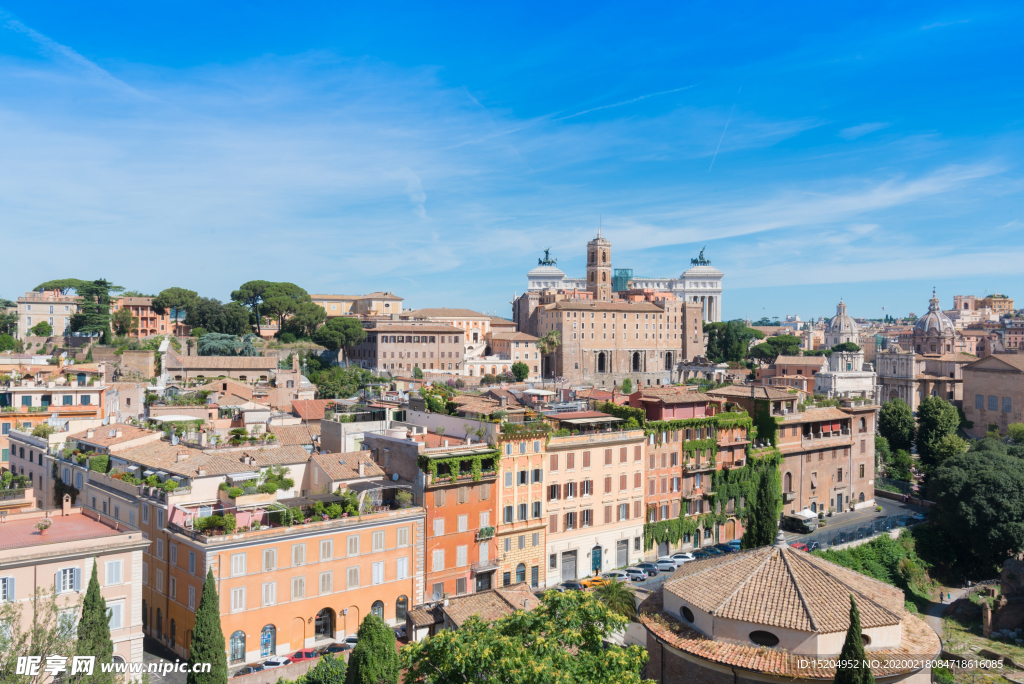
[35,518,53,535]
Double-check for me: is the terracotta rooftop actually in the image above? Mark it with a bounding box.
[311,451,385,481]
[291,399,336,421]
[707,386,799,401]
[222,444,312,466]
[166,353,277,370]
[489,332,538,342]
[114,441,258,478]
[269,424,321,446]
[67,424,160,447]
[633,387,720,404]
[914,353,977,363]
[366,322,462,334]
[781,406,851,423]
[0,510,136,550]
[773,356,827,366]
[965,354,1024,372]
[663,545,904,633]
[417,432,467,448]
[403,307,490,319]
[640,588,940,680]
[442,583,540,627]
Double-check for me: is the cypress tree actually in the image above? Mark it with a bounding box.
[78,559,115,683]
[345,614,399,684]
[741,466,780,549]
[833,595,875,684]
[188,569,227,684]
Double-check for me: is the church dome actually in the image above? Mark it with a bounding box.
[914,290,955,340]
[827,300,858,336]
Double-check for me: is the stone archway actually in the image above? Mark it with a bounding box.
[632,352,641,372]
[664,352,673,371]
[597,352,606,373]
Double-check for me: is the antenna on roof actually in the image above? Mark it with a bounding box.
[432,591,441,602]
[109,429,116,437]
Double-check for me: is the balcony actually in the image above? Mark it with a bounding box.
[476,526,495,541]
[471,560,500,574]
[684,461,715,472]
[783,491,796,503]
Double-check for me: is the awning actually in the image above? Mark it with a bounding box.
[810,473,818,489]
[559,416,623,426]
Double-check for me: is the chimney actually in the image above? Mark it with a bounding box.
[86,429,95,439]
[358,462,365,477]
[176,450,189,462]
[62,493,71,517]
[199,432,207,447]
[115,429,123,439]
[499,396,507,409]
[443,440,449,448]
[197,467,207,477]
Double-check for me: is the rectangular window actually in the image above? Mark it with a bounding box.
[604,449,612,465]
[231,553,246,576]
[618,503,629,521]
[105,560,122,586]
[457,545,468,567]
[1005,397,1013,413]
[531,468,542,483]
[457,577,467,595]
[347,535,360,556]
[532,532,539,547]
[320,571,333,595]
[142,562,148,586]
[292,576,305,599]
[263,548,277,571]
[989,395,999,411]
[504,537,510,553]
[397,527,409,548]
[531,566,539,587]
[604,505,612,524]
[458,486,469,504]
[397,557,409,580]
[549,514,558,533]
[582,451,590,468]
[581,509,592,527]
[292,544,306,566]
[604,476,611,493]
[619,448,627,464]
[532,501,541,518]
[157,509,164,528]
[188,585,196,610]
[976,394,984,409]
[347,567,360,589]
[549,454,558,471]
[107,602,124,631]
[566,452,575,470]
[169,577,177,600]
[155,570,163,593]
[432,549,445,572]
[156,539,164,559]
[320,539,333,560]
[372,561,385,585]
[859,464,865,478]
[262,582,276,606]
[142,504,149,524]
[230,587,245,612]
[504,505,513,523]
[634,500,642,518]
[518,503,527,521]
[619,474,627,491]
[373,531,386,551]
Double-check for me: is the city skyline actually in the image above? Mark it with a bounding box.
[0,2,1021,320]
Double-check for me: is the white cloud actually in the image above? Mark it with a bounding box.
[839,122,890,140]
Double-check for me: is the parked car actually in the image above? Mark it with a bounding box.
[806,541,821,552]
[702,547,724,556]
[580,574,610,588]
[234,665,265,677]
[714,543,737,554]
[624,567,648,582]
[318,643,351,656]
[634,562,659,576]
[560,580,587,591]
[262,657,291,669]
[655,559,678,572]
[911,512,928,522]
[691,550,710,560]
[291,649,320,662]
[657,556,682,568]
[393,625,407,640]
[790,542,808,552]
[857,526,874,540]
[342,635,359,647]
[727,539,742,550]
[671,552,695,563]
[603,570,630,583]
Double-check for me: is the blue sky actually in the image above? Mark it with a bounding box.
[0,1,1021,322]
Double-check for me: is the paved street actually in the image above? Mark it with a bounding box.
[781,496,928,545]
[142,636,187,684]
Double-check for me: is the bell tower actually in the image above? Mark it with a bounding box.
[586,230,613,301]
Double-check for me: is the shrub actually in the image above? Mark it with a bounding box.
[280,332,297,344]
[227,487,244,498]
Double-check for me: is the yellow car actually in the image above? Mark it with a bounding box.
[580,575,610,589]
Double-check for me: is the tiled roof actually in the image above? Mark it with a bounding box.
[291,399,336,421]
[366,322,462,334]
[707,386,799,401]
[640,589,939,679]
[451,396,501,415]
[489,332,538,342]
[548,300,663,313]
[311,451,385,481]
[634,387,719,404]
[781,406,851,423]
[105,382,146,393]
[489,317,516,327]
[484,389,524,406]
[407,604,444,628]
[915,353,977,363]
[417,432,466,448]
[166,353,276,370]
[116,297,154,306]
[115,442,258,478]
[223,444,311,466]
[774,356,826,366]
[965,353,1024,371]
[404,307,490,319]
[269,424,321,446]
[67,424,160,447]
[441,583,541,628]
[663,546,904,634]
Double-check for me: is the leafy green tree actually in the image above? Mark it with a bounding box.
[593,579,637,620]
[78,560,115,683]
[1010,423,1024,445]
[197,333,259,357]
[231,280,275,335]
[930,441,1024,575]
[511,361,530,382]
[933,433,970,467]
[0,310,17,336]
[312,317,367,361]
[874,435,891,471]
[831,342,861,353]
[70,279,122,338]
[35,278,90,295]
[0,333,15,352]
[703,320,765,363]
[878,398,914,452]
[0,587,84,684]
[188,569,227,684]
[402,589,651,684]
[412,365,424,379]
[888,449,913,481]
[29,321,53,337]
[152,287,198,316]
[346,613,399,684]
[621,378,632,394]
[747,334,801,363]
[283,301,327,338]
[312,366,378,400]
[301,654,347,684]
[261,283,314,331]
[833,596,875,684]
[741,466,781,549]
[916,396,960,469]
[110,307,138,337]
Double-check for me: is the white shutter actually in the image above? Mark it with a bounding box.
[347,536,359,556]
[0,577,13,602]
[457,546,467,567]
[396,558,408,580]
[262,582,276,606]
[231,553,246,576]
[142,563,149,586]
[292,544,305,566]
[457,515,467,533]
[347,567,359,589]
[292,577,305,599]
[396,527,409,548]
[432,550,444,572]
[479,543,489,564]
[372,562,384,585]
[320,571,333,595]
[188,585,196,609]
[73,568,81,592]
[107,602,123,630]
[231,587,245,612]
[372,531,384,552]
[320,540,333,560]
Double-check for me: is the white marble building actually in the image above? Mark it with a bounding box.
[814,301,877,402]
[525,246,724,322]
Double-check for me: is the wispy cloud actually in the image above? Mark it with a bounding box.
[921,19,970,30]
[553,85,695,121]
[839,122,890,140]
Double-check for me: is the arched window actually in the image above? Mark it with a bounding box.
[516,563,526,583]
[632,352,641,372]
[371,601,385,619]
[602,251,607,263]
[602,272,607,282]
[783,472,792,493]
[229,631,245,663]
[859,418,866,432]
[261,625,276,657]
[859,492,865,502]
[396,596,409,622]
[597,352,606,373]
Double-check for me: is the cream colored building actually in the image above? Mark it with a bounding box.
[401,308,493,343]
[542,429,647,586]
[962,354,1024,438]
[16,290,79,339]
[311,292,404,317]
